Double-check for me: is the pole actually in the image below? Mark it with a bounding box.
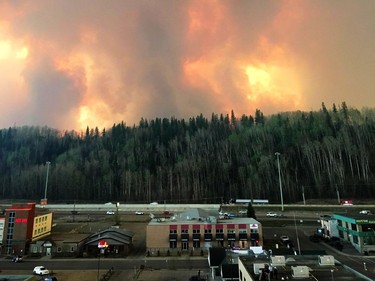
[275,152,284,211]
[336,185,340,204]
[44,161,51,200]
[302,185,306,205]
[294,212,301,255]
[97,251,101,281]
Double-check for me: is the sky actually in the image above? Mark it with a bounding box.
[0,0,374,131]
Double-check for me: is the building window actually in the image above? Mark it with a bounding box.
[216,228,223,234]
[169,241,177,249]
[204,229,212,234]
[71,246,75,252]
[193,229,200,234]
[57,247,62,252]
[193,241,200,248]
[181,229,189,234]
[353,235,359,244]
[170,229,177,234]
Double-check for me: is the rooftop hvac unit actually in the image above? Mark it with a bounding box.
[271,256,286,266]
[253,263,265,275]
[319,255,335,266]
[292,266,310,278]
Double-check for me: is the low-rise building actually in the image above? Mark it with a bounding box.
[2,202,53,256]
[239,254,364,280]
[146,208,262,256]
[333,213,375,254]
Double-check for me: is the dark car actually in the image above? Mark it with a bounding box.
[309,234,321,243]
[12,255,22,262]
[44,277,57,281]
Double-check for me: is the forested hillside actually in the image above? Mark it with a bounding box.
[0,102,374,204]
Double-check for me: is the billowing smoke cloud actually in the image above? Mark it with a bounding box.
[0,0,374,131]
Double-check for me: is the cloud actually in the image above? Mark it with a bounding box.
[0,0,374,131]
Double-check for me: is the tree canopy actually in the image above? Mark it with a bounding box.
[0,102,374,204]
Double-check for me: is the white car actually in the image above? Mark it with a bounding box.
[135,211,144,215]
[106,210,115,215]
[33,266,50,275]
[266,212,278,217]
[360,210,371,215]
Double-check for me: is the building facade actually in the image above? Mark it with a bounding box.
[146,208,262,255]
[333,213,375,254]
[2,202,53,256]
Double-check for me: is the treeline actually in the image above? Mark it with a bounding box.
[0,102,374,204]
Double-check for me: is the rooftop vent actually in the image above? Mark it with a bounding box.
[319,255,335,266]
[292,266,310,278]
[271,256,286,266]
[253,263,265,275]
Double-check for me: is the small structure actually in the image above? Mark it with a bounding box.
[82,227,134,257]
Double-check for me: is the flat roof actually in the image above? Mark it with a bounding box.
[239,255,364,280]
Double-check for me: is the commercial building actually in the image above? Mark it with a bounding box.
[333,213,375,254]
[146,208,262,256]
[2,202,53,256]
[238,254,364,280]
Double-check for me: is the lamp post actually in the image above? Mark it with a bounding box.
[275,152,284,212]
[43,161,51,204]
[97,240,108,281]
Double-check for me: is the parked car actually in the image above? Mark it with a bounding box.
[106,210,115,215]
[309,234,321,243]
[12,255,22,262]
[33,266,50,275]
[360,210,371,215]
[266,212,278,217]
[135,211,144,215]
[238,210,247,214]
[44,277,57,281]
[276,213,287,218]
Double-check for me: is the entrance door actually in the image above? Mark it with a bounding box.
[46,247,51,256]
[182,242,189,251]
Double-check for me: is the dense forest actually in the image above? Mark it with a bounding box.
[0,102,374,204]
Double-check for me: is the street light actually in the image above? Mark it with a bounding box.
[43,161,51,203]
[97,240,108,281]
[275,152,284,212]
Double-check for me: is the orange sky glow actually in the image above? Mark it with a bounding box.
[0,0,374,131]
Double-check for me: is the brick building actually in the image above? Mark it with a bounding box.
[146,208,262,256]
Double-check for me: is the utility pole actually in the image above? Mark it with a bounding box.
[275,152,284,211]
[42,161,51,206]
[302,185,306,205]
[336,185,341,204]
